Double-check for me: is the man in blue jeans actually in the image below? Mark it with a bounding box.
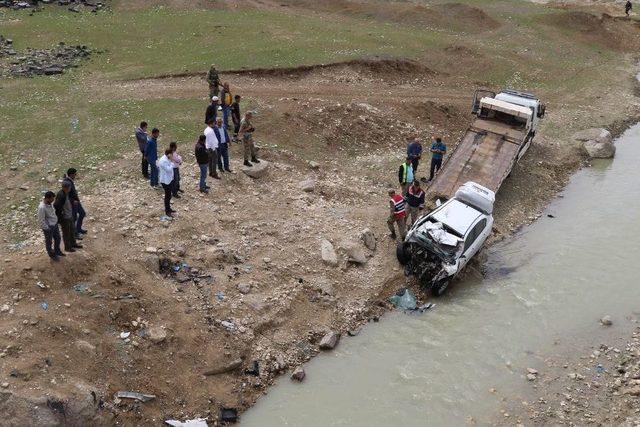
[195,134,210,193]
[146,128,160,188]
[429,137,447,182]
[214,117,233,173]
[63,168,87,238]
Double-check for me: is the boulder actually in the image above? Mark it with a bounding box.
[339,240,368,265]
[241,160,269,179]
[320,239,338,267]
[299,178,315,193]
[319,331,340,350]
[572,128,612,144]
[360,228,376,251]
[203,358,243,376]
[291,366,306,382]
[600,315,613,326]
[583,139,615,159]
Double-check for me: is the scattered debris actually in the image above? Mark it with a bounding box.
[115,391,156,403]
[244,361,260,376]
[219,408,238,424]
[203,358,243,376]
[165,418,208,427]
[389,288,417,310]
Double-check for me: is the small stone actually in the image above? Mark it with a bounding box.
[319,331,340,350]
[75,340,96,355]
[527,368,538,375]
[291,366,306,382]
[527,373,537,381]
[309,161,320,170]
[360,228,376,251]
[237,283,251,294]
[145,247,158,254]
[299,178,315,192]
[0,382,8,388]
[600,315,613,326]
[147,326,167,344]
[0,304,10,313]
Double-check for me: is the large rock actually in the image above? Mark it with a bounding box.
[320,239,338,267]
[583,139,615,159]
[291,366,306,382]
[572,128,612,144]
[241,160,269,179]
[146,326,168,344]
[360,228,376,251]
[319,331,340,350]
[339,240,368,265]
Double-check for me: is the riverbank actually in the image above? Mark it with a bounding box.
[1,1,640,425]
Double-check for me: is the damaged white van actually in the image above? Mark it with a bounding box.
[396,182,494,296]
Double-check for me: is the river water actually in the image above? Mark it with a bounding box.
[242,124,640,426]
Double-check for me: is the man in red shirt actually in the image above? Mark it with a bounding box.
[387,189,407,241]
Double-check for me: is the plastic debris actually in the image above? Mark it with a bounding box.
[596,364,605,374]
[408,303,436,314]
[388,288,417,310]
[36,281,47,290]
[244,360,260,376]
[115,391,156,402]
[120,331,131,339]
[165,418,208,427]
[215,292,225,302]
[73,283,91,294]
[41,302,49,310]
[220,320,235,331]
[160,215,173,222]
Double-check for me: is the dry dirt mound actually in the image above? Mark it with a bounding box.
[540,11,640,50]
[277,0,499,33]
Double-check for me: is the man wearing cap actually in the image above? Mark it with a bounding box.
[54,181,82,252]
[37,191,64,260]
[205,96,219,125]
[206,64,220,99]
[387,188,407,241]
[204,118,221,179]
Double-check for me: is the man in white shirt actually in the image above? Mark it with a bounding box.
[204,118,221,179]
[158,149,176,217]
[37,191,64,260]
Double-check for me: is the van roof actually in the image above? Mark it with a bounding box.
[430,199,482,236]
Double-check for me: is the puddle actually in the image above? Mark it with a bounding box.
[242,124,640,426]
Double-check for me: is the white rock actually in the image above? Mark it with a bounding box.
[572,128,612,144]
[320,239,338,267]
[147,326,167,343]
[360,228,376,251]
[583,139,615,159]
[299,178,315,193]
[237,283,251,294]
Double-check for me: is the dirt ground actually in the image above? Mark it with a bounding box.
[1,2,640,426]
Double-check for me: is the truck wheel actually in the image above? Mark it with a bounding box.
[431,279,450,297]
[396,242,410,266]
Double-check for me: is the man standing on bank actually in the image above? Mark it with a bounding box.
[204,118,221,179]
[429,137,447,182]
[195,134,210,193]
[63,168,87,238]
[239,111,260,167]
[54,181,82,252]
[146,128,160,188]
[214,116,232,173]
[158,148,176,217]
[135,121,149,178]
[37,191,64,260]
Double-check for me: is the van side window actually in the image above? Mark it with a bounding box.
[464,219,487,253]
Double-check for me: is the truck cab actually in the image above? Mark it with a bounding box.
[473,89,546,138]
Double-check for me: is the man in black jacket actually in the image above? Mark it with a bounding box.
[195,135,210,193]
[53,181,82,252]
[63,168,87,239]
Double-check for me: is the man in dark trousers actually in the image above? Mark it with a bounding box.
[429,137,447,182]
[406,137,423,178]
[37,191,64,260]
[146,128,160,188]
[204,119,220,179]
[195,135,210,193]
[626,1,633,16]
[63,168,87,238]
[205,96,219,125]
[54,181,82,252]
[405,180,425,226]
[206,64,220,99]
[231,94,242,142]
[214,116,233,173]
[135,121,149,178]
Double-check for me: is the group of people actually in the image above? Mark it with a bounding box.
[387,136,448,241]
[134,65,261,217]
[37,168,87,260]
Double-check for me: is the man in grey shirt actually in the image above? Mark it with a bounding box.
[54,181,82,252]
[37,191,64,260]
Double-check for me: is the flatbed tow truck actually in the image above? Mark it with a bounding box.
[428,89,546,199]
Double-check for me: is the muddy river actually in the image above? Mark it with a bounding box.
[242,124,640,426]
